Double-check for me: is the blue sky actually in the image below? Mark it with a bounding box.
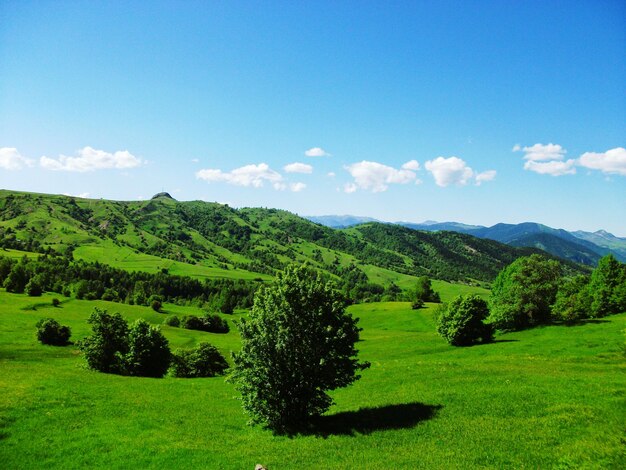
[1,1,625,234]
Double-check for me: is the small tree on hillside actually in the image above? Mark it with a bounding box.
[79,308,129,374]
[25,275,44,297]
[171,342,229,378]
[229,264,370,433]
[414,276,441,304]
[437,294,494,346]
[35,318,71,346]
[488,255,561,330]
[124,319,171,378]
[79,308,172,377]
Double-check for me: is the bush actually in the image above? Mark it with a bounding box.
[164,315,180,327]
[181,314,229,333]
[35,318,71,345]
[411,299,424,309]
[414,276,441,303]
[151,300,162,312]
[181,314,204,330]
[170,342,229,378]
[52,298,61,307]
[229,264,369,432]
[79,308,129,374]
[125,320,171,378]
[25,277,43,297]
[437,294,494,346]
[79,308,172,377]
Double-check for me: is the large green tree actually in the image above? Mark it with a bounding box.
[552,275,592,322]
[229,264,369,433]
[589,254,626,317]
[488,255,561,330]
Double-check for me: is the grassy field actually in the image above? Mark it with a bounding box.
[0,291,624,469]
[73,241,272,281]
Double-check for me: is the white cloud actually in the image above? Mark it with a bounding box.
[305,147,331,157]
[344,183,358,193]
[401,159,420,171]
[523,159,576,176]
[344,160,417,192]
[475,170,497,185]
[327,172,336,177]
[191,158,199,163]
[514,142,577,176]
[424,156,475,187]
[40,146,143,172]
[578,147,626,176]
[0,147,33,170]
[196,163,283,188]
[290,182,306,192]
[516,143,566,162]
[284,162,313,174]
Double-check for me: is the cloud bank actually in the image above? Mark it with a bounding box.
[284,162,313,174]
[424,156,495,187]
[578,147,626,175]
[0,147,33,170]
[40,146,143,172]
[344,160,418,192]
[196,163,306,192]
[516,143,626,177]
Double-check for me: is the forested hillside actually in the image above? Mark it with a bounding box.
[0,190,584,289]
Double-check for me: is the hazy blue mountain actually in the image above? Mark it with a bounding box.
[398,221,485,234]
[506,232,602,265]
[571,230,626,262]
[296,214,624,265]
[304,215,380,228]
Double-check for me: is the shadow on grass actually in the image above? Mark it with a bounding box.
[561,319,610,327]
[493,339,519,343]
[302,402,442,437]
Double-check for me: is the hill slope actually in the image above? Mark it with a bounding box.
[0,190,583,286]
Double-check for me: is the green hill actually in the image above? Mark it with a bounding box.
[0,189,583,290]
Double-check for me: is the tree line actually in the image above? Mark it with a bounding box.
[0,254,259,312]
[436,254,626,346]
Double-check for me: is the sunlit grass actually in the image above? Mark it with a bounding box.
[1,291,624,469]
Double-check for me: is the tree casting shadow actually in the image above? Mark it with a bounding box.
[304,402,442,437]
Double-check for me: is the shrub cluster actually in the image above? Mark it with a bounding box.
[170,343,229,378]
[181,314,229,333]
[489,254,626,331]
[35,318,71,346]
[436,295,493,346]
[164,315,180,327]
[79,308,171,378]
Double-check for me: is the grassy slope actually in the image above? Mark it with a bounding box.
[1,189,568,289]
[1,291,623,469]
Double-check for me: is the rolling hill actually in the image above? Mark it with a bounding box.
[308,215,624,265]
[0,189,582,289]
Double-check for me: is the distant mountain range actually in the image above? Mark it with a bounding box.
[304,216,626,265]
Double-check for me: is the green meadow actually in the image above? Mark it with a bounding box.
[1,290,624,469]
